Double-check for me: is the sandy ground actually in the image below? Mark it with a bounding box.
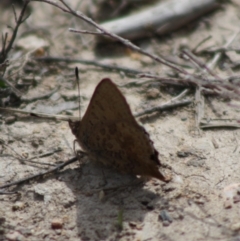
[1,1,240,240]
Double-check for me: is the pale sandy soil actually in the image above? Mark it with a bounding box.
[0,1,240,241]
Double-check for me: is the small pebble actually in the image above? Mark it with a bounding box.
[146,88,160,99]
[187,159,205,167]
[168,206,174,212]
[233,194,240,203]
[223,183,240,208]
[12,202,26,211]
[5,116,17,124]
[224,199,232,209]
[5,231,24,241]
[51,218,63,229]
[162,220,171,227]
[99,190,105,201]
[31,139,39,148]
[177,151,190,158]
[181,116,187,121]
[159,210,173,223]
[231,222,240,231]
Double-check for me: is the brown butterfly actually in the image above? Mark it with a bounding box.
[69,78,167,182]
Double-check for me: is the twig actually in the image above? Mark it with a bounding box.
[29,0,240,104]
[21,86,59,103]
[12,4,18,23]
[35,56,144,76]
[0,1,31,63]
[0,107,79,122]
[0,190,17,195]
[197,46,240,54]
[207,30,240,70]
[134,99,192,117]
[194,30,240,129]
[69,28,105,36]
[139,72,240,100]
[100,0,219,40]
[200,119,240,129]
[20,148,63,166]
[1,140,63,168]
[0,76,22,97]
[138,73,199,87]
[30,0,189,76]
[182,48,220,79]
[192,35,212,53]
[195,87,205,127]
[0,156,80,189]
[168,89,190,102]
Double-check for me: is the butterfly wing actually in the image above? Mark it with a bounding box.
[69,78,166,181]
[82,78,137,125]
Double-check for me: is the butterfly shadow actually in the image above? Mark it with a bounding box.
[63,161,166,240]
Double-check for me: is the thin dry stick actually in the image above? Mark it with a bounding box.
[195,30,240,128]
[35,56,144,76]
[192,35,212,53]
[21,148,63,166]
[134,99,192,117]
[70,29,105,36]
[184,30,240,129]
[21,86,59,102]
[207,30,240,69]
[138,73,191,86]
[0,1,30,63]
[30,0,189,76]
[30,0,240,101]
[182,48,221,79]
[0,107,79,121]
[1,141,63,169]
[200,119,240,129]
[198,46,240,54]
[134,88,191,117]
[195,87,205,127]
[0,76,22,96]
[0,156,80,189]
[0,190,17,195]
[140,71,240,99]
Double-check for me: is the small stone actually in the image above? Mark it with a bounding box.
[181,116,187,121]
[223,183,240,207]
[231,222,240,231]
[224,199,232,209]
[194,198,205,205]
[99,190,105,201]
[145,88,160,99]
[177,151,190,158]
[51,218,63,229]
[159,210,173,223]
[128,222,143,230]
[233,194,240,203]
[20,228,32,236]
[162,220,170,227]
[55,229,62,235]
[5,231,25,241]
[168,206,174,212]
[5,116,17,124]
[187,159,205,167]
[12,202,26,211]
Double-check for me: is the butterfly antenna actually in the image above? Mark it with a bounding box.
[75,67,81,120]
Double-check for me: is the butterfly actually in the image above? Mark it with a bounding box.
[69,78,167,182]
